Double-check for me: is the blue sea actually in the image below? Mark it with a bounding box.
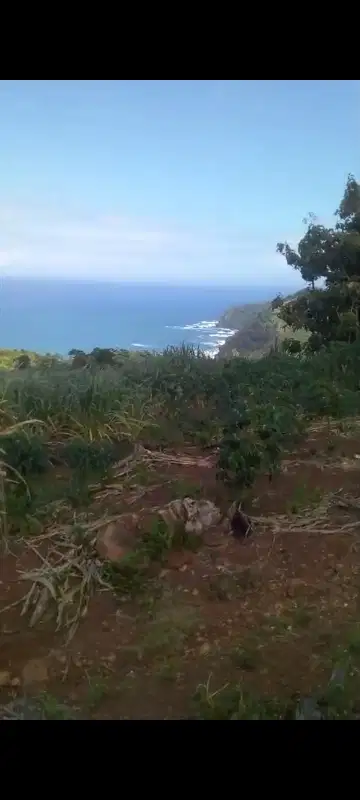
[0,278,293,358]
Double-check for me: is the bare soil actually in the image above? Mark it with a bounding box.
[2,423,360,719]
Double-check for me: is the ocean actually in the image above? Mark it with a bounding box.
[0,278,292,358]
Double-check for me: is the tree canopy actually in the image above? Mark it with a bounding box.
[276,175,360,351]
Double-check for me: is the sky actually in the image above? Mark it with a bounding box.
[0,79,359,285]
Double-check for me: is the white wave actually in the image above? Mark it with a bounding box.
[164,317,237,358]
[166,319,219,331]
[208,329,235,339]
[183,320,219,330]
[201,330,237,358]
[201,339,225,347]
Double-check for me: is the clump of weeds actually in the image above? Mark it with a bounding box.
[192,676,293,720]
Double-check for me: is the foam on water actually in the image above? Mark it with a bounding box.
[166,319,236,356]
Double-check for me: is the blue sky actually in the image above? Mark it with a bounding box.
[0,79,358,285]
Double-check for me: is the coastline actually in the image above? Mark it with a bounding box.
[0,279,292,357]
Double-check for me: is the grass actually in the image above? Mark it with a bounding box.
[207,567,258,601]
[0,693,76,720]
[191,640,360,720]
[192,677,294,720]
[138,601,200,659]
[3,341,360,717]
[287,483,324,514]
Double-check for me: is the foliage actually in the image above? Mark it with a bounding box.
[2,177,360,719]
[277,174,360,351]
[61,437,119,472]
[0,340,360,501]
[15,354,31,370]
[1,431,48,476]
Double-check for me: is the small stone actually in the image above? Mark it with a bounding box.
[199,642,210,656]
[107,653,116,663]
[51,650,67,665]
[167,551,192,570]
[11,677,20,687]
[192,588,199,596]
[0,670,12,687]
[22,658,48,687]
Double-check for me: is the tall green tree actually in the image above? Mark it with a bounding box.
[276,175,360,351]
[89,348,116,366]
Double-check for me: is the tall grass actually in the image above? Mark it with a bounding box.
[0,341,360,494]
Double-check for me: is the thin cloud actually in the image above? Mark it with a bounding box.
[0,203,303,285]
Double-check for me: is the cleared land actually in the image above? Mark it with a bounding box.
[2,415,360,719]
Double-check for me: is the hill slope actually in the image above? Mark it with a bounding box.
[217,293,308,359]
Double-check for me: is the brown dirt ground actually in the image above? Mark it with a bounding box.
[2,423,360,718]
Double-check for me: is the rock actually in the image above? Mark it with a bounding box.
[96,517,137,563]
[160,498,221,536]
[184,498,222,533]
[22,658,49,687]
[199,642,210,656]
[0,670,12,688]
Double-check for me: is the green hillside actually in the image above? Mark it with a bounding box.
[0,349,65,371]
[217,293,309,359]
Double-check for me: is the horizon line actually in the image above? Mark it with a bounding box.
[0,275,303,290]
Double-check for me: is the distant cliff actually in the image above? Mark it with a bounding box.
[217,293,308,359]
[217,302,271,331]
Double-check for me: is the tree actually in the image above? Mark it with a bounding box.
[68,347,117,368]
[68,349,89,369]
[276,175,360,351]
[281,338,302,356]
[14,353,31,369]
[89,348,116,366]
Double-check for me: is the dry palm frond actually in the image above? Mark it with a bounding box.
[140,448,215,468]
[10,525,111,643]
[252,491,360,537]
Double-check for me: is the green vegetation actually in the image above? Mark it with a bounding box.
[216,294,309,359]
[217,302,272,331]
[218,174,360,359]
[1,340,360,500]
[2,175,360,719]
[276,174,360,352]
[0,349,64,370]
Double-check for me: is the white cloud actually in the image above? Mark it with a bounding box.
[0,202,303,285]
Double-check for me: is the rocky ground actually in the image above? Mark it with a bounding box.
[2,420,360,719]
